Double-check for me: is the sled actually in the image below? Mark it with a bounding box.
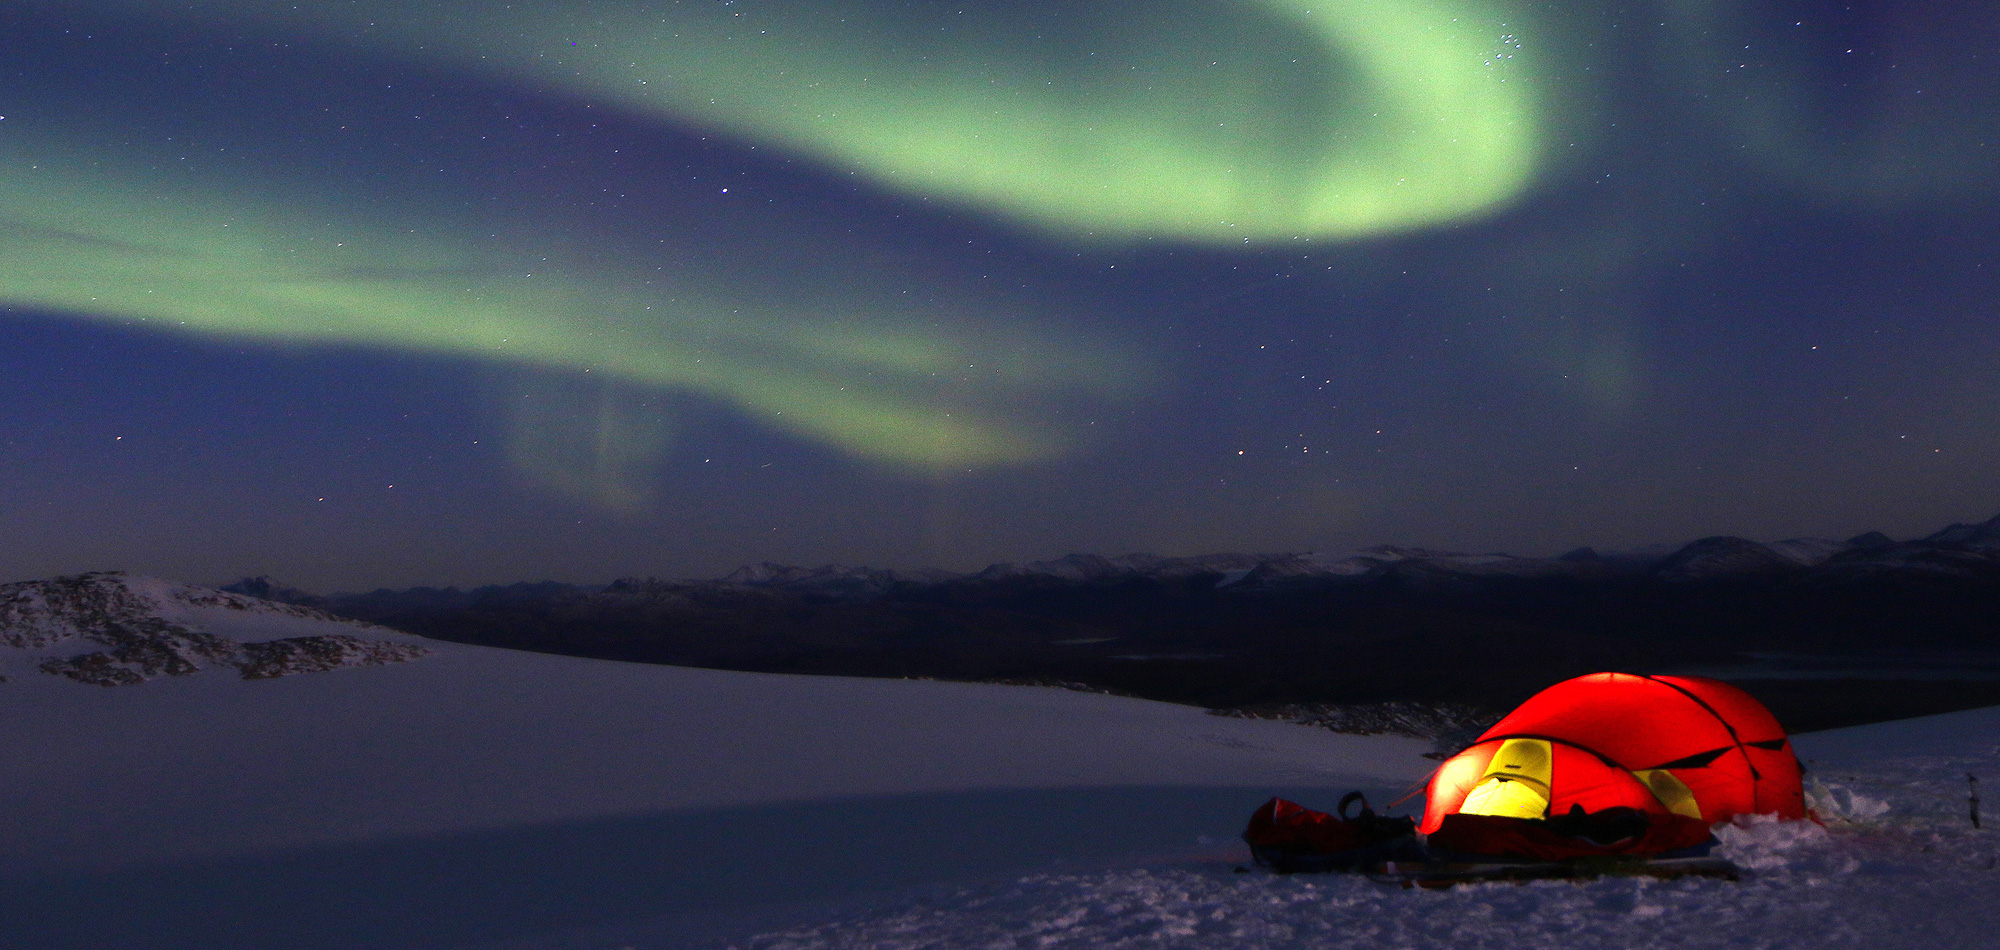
[1245,795,1738,888]
[1243,793,1420,873]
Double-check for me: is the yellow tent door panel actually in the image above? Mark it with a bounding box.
[1635,769,1704,819]
[1460,738,1554,820]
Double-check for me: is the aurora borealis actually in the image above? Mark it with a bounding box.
[4,1,1998,589]
[77,0,1551,241]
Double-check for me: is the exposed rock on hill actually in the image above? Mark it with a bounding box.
[236,634,428,680]
[1,572,428,686]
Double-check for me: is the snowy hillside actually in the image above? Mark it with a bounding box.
[0,572,427,684]
[0,579,1994,949]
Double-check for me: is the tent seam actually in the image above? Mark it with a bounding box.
[1636,674,1764,809]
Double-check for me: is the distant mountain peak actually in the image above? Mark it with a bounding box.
[716,561,960,595]
[1651,536,1796,582]
[220,575,328,608]
[1845,531,1897,550]
[1923,512,2000,549]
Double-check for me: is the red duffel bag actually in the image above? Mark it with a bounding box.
[1243,792,1418,872]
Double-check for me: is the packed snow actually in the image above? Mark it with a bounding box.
[2,583,1995,949]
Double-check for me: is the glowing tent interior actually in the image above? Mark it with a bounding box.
[1418,672,1807,858]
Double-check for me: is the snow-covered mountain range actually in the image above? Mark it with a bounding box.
[231,511,2000,612]
[0,572,428,686]
[691,510,2000,595]
[203,511,2000,734]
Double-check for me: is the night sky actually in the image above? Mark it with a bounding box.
[4,1,1997,591]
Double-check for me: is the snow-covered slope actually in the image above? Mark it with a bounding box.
[0,598,1428,950]
[1,583,1994,950]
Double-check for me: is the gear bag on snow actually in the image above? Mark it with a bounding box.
[1243,792,1418,872]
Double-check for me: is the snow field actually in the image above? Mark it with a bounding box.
[1,597,1429,949]
[714,711,2000,950]
[729,820,1994,950]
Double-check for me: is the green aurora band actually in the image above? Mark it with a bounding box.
[4,1,1556,504]
[86,0,1551,242]
[0,141,1127,480]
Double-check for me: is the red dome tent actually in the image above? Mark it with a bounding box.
[1419,673,1805,859]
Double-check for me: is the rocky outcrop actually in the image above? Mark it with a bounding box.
[2,573,429,686]
[236,634,432,679]
[37,625,239,686]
